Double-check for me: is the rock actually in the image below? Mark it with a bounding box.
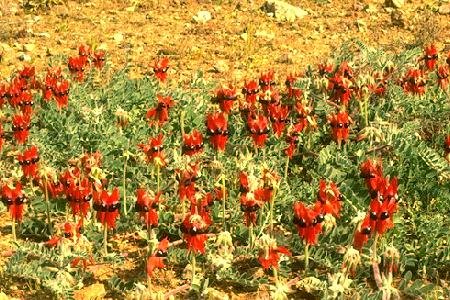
[17,52,32,62]
[385,0,404,9]
[261,0,308,23]
[113,32,124,44]
[192,10,212,23]
[35,32,51,38]
[438,4,450,15]
[73,283,106,300]
[23,43,36,52]
[276,53,293,64]
[391,10,406,28]
[364,4,378,13]
[54,5,69,17]
[355,19,367,32]
[254,30,275,40]
[213,60,229,73]
[240,32,248,41]
[97,43,109,51]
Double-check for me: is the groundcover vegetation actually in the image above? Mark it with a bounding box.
[0,41,449,299]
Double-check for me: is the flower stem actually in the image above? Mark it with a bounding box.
[248,223,254,249]
[372,233,383,289]
[284,155,289,181]
[147,223,153,253]
[304,243,310,272]
[123,153,129,216]
[156,163,160,193]
[44,177,53,235]
[11,217,16,242]
[269,185,278,236]
[364,97,369,127]
[180,111,186,139]
[191,253,196,285]
[103,222,108,255]
[273,267,279,284]
[222,174,226,231]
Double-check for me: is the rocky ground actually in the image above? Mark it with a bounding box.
[0,0,449,84]
[0,0,449,299]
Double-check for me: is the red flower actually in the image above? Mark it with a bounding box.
[423,44,438,70]
[328,111,350,145]
[181,213,210,254]
[153,57,169,82]
[0,83,8,108]
[353,214,372,250]
[285,73,303,100]
[247,114,270,148]
[360,159,384,197]
[138,134,166,166]
[368,71,388,96]
[444,135,450,162]
[11,113,31,144]
[182,130,204,156]
[368,197,397,235]
[328,75,352,106]
[401,68,426,95]
[213,86,236,113]
[18,146,39,178]
[318,62,334,77]
[41,177,64,199]
[268,104,289,137]
[206,112,228,152]
[240,192,261,226]
[7,77,27,107]
[177,163,199,202]
[42,67,62,101]
[0,123,4,151]
[66,178,93,218]
[293,202,323,245]
[337,61,354,80]
[17,91,34,115]
[315,180,342,217]
[239,171,250,193]
[259,87,280,109]
[259,71,275,92]
[93,187,120,229]
[53,79,70,109]
[146,95,175,126]
[92,50,106,69]
[437,65,449,90]
[68,56,88,81]
[18,65,38,89]
[2,182,26,221]
[258,246,291,270]
[242,80,259,106]
[78,44,92,57]
[147,237,169,277]
[135,188,160,226]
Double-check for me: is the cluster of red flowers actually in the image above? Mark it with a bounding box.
[328,111,351,146]
[239,170,278,227]
[293,180,343,245]
[152,57,169,82]
[43,67,70,109]
[327,62,354,106]
[135,188,161,227]
[353,159,399,250]
[138,133,166,167]
[1,182,26,222]
[68,44,106,81]
[401,44,450,94]
[18,145,39,179]
[146,95,175,126]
